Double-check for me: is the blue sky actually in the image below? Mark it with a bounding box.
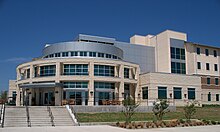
[0,0,220,90]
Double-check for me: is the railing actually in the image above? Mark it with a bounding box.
[0,103,5,128]
[25,105,31,127]
[70,105,80,126]
[47,106,55,127]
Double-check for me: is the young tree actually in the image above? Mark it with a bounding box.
[122,97,139,124]
[152,99,170,121]
[184,101,197,122]
[0,90,7,100]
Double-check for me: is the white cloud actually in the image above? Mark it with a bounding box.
[2,57,31,63]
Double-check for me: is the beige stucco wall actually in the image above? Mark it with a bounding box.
[8,80,17,102]
[140,72,202,106]
[202,89,220,105]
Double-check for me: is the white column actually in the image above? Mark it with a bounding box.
[88,62,94,106]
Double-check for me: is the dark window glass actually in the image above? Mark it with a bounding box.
[171,47,175,59]
[63,82,88,88]
[207,77,211,85]
[214,50,217,57]
[40,65,56,76]
[98,53,104,57]
[176,48,180,59]
[171,62,186,74]
[197,47,200,55]
[26,69,30,79]
[206,63,210,70]
[142,87,148,99]
[89,52,96,57]
[188,88,195,99]
[208,92,211,101]
[71,52,78,56]
[124,68,129,78]
[94,82,115,89]
[55,53,61,57]
[197,62,201,69]
[63,64,88,75]
[94,65,114,77]
[215,78,219,85]
[216,94,219,101]
[205,49,209,56]
[62,52,69,57]
[214,64,218,71]
[80,51,87,56]
[173,87,182,99]
[158,87,167,99]
[181,49,185,60]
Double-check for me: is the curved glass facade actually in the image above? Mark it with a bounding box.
[94,65,114,77]
[63,64,88,75]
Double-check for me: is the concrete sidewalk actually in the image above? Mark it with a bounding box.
[1,125,220,132]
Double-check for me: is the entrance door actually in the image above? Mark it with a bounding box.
[69,92,82,105]
[44,92,54,105]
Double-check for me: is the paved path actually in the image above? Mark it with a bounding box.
[1,125,220,132]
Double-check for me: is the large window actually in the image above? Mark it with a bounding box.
[214,64,218,71]
[80,51,87,56]
[158,87,167,99]
[40,65,56,76]
[214,50,217,57]
[26,69,30,79]
[171,62,186,74]
[188,88,195,100]
[208,92,211,101]
[173,87,182,99]
[142,87,148,99]
[215,78,219,85]
[63,64,88,75]
[216,94,219,101]
[206,63,210,70]
[98,53,104,58]
[62,52,69,57]
[205,49,209,56]
[94,65,114,77]
[197,47,200,55]
[63,82,88,88]
[197,62,201,69]
[170,47,185,60]
[89,52,96,57]
[207,77,211,85]
[124,68,129,78]
[94,82,115,89]
[55,53,61,57]
[71,52,78,56]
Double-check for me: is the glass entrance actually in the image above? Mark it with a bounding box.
[44,92,54,105]
[67,91,88,105]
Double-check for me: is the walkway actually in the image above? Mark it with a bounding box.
[1,125,220,132]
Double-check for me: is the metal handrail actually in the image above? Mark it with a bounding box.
[25,105,31,127]
[1,103,5,128]
[70,106,80,126]
[47,106,55,127]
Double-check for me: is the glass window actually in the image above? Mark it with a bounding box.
[205,49,209,56]
[63,64,88,75]
[207,77,211,85]
[98,53,104,58]
[171,62,186,74]
[214,64,218,71]
[55,53,61,57]
[188,88,195,99]
[124,68,129,78]
[214,50,217,57]
[71,52,78,56]
[176,48,180,59]
[216,94,219,101]
[94,82,115,89]
[94,65,114,77]
[12,91,16,98]
[142,87,148,99]
[80,51,87,56]
[181,49,185,60]
[106,54,112,58]
[40,65,56,76]
[197,62,201,69]
[89,52,96,57]
[208,92,211,101]
[171,47,175,59]
[34,67,38,77]
[206,63,210,70]
[63,82,88,88]
[26,69,30,79]
[197,47,200,55]
[173,87,182,99]
[112,55,117,59]
[62,52,69,57]
[158,87,167,99]
[49,54,54,58]
[215,78,219,85]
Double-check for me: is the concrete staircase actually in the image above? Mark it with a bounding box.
[51,106,75,126]
[29,106,52,127]
[4,106,27,127]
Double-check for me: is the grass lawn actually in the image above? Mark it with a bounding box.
[77,107,220,123]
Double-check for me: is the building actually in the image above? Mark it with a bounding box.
[8,30,220,106]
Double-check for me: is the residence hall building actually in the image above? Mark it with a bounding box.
[8,30,220,106]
